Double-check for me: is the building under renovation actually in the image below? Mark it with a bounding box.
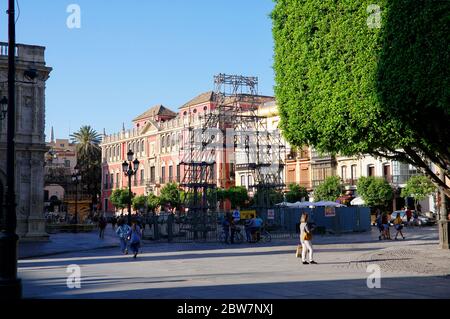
[100,74,286,215]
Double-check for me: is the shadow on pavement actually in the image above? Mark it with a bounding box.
[22,275,450,299]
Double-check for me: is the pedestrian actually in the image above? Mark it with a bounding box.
[111,216,117,231]
[381,212,391,240]
[244,218,253,242]
[393,213,405,240]
[405,206,412,226]
[127,221,142,259]
[222,213,231,244]
[300,213,317,265]
[376,212,384,240]
[229,215,237,244]
[116,219,131,254]
[98,215,107,239]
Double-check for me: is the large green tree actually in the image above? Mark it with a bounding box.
[147,193,161,213]
[110,188,133,213]
[132,195,147,212]
[285,184,309,203]
[160,183,181,210]
[70,126,102,207]
[401,175,436,211]
[220,186,249,209]
[313,176,343,202]
[272,0,450,197]
[357,177,393,209]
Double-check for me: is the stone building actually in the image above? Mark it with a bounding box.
[0,42,52,240]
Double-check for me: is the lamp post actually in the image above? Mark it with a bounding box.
[122,150,139,225]
[0,0,21,298]
[71,165,82,224]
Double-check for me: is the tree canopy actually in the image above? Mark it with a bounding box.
[285,184,309,203]
[272,0,450,197]
[160,183,181,210]
[401,175,436,210]
[147,193,161,213]
[357,176,393,208]
[70,125,102,205]
[220,186,249,209]
[110,188,133,212]
[313,176,342,202]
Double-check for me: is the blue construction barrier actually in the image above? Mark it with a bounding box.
[267,206,371,234]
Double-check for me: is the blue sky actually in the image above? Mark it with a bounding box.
[0,0,276,140]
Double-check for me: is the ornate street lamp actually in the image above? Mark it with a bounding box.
[71,165,82,224]
[0,96,7,120]
[122,150,139,225]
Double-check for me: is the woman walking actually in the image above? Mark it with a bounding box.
[127,221,142,258]
[116,219,131,254]
[300,214,317,265]
[393,213,406,240]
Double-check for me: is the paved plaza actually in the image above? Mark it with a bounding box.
[18,226,450,299]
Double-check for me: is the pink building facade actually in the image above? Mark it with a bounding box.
[101,92,230,215]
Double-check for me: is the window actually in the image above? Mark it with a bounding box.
[141,170,145,185]
[341,166,347,180]
[368,165,375,177]
[161,166,166,183]
[141,141,145,155]
[110,174,114,189]
[248,175,253,187]
[160,136,165,152]
[241,175,246,187]
[169,166,173,182]
[351,165,357,181]
[64,160,70,168]
[176,165,181,182]
[150,166,156,183]
[104,198,108,212]
[105,173,109,189]
[383,164,391,182]
[116,173,119,188]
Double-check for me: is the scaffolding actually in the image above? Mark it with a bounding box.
[180,74,286,220]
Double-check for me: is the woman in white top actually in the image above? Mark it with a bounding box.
[299,213,317,265]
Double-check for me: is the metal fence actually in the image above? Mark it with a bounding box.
[141,206,371,243]
[264,206,371,235]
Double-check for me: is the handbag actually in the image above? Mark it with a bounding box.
[303,231,312,241]
[296,244,303,258]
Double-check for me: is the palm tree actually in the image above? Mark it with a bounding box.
[70,126,101,161]
[70,126,102,213]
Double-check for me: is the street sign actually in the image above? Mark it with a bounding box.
[240,210,256,220]
[267,209,275,220]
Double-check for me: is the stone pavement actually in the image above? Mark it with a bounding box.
[19,226,120,259]
[17,226,450,299]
